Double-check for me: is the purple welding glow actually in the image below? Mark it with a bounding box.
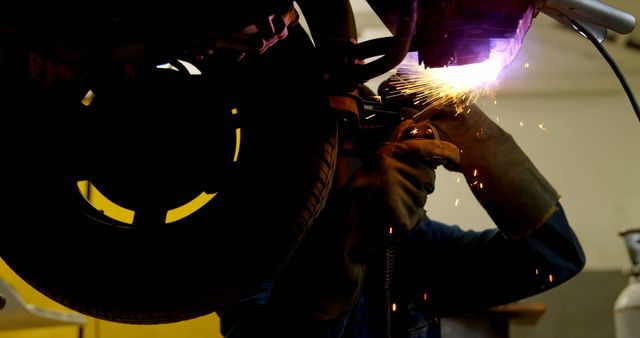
[391,6,534,113]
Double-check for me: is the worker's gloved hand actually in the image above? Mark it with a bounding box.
[264,118,459,323]
[425,103,560,238]
[346,119,461,252]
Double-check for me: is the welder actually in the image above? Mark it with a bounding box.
[209,2,586,338]
[214,92,586,338]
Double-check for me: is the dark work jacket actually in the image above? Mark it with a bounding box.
[217,201,586,338]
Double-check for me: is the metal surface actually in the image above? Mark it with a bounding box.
[614,228,640,338]
[0,277,86,330]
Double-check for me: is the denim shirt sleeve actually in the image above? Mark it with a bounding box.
[399,201,586,318]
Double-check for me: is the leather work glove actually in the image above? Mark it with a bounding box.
[424,103,560,238]
[265,119,460,322]
[345,118,461,252]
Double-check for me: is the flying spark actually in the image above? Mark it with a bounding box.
[387,54,499,117]
[384,7,533,119]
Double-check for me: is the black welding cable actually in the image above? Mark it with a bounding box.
[570,19,640,123]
